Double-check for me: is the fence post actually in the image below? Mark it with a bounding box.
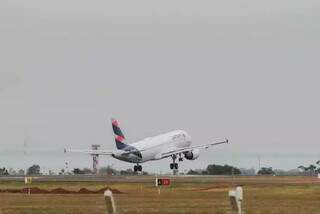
[229,186,243,214]
[104,190,116,214]
[24,177,32,195]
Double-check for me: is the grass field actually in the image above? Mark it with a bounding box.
[0,176,320,214]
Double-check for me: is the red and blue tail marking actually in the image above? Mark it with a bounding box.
[111,118,128,150]
[111,118,142,159]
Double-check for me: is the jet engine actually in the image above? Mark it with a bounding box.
[184,149,200,160]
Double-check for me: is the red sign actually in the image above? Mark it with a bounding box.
[157,178,170,186]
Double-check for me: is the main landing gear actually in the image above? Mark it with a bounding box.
[134,164,142,172]
[170,154,179,170]
[170,163,178,170]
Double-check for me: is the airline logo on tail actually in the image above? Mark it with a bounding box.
[111,118,142,158]
[111,118,127,150]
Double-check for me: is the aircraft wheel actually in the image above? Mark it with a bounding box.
[134,165,138,172]
[170,163,174,169]
[174,163,178,169]
[138,165,142,171]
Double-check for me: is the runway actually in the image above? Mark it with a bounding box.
[1,174,319,185]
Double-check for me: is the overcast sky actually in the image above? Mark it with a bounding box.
[0,0,320,173]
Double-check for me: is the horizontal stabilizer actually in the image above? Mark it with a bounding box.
[64,148,113,156]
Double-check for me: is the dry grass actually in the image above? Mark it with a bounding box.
[0,176,320,214]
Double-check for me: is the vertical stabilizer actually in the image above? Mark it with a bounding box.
[111,118,128,150]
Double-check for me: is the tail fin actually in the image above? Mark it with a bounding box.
[111,118,128,150]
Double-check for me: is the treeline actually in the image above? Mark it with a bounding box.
[187,162,320,176]
[298,160,320,175]
[0,165,39,176]
[187,164,241,175]
[1,160,319,176]
[73,166,148,175]
[186,165,279,176]
[0,165,43,176]
[0,165,148,176]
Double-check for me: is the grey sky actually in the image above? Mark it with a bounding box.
[1,0,320,173]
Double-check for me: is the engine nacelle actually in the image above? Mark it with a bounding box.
[184,149,200,160]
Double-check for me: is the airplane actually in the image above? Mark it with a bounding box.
[66,118,228,172]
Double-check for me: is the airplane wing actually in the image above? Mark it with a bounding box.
[161,138,228,158]
[64,148,113,155]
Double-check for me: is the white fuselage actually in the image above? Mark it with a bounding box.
[112,130,192,163]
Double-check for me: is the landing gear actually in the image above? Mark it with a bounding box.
[170,163,178,170]
[170,154,179,170]
[134,164,142,172]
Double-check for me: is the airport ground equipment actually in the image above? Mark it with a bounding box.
[104,190,116,214]
[229,186,243,214]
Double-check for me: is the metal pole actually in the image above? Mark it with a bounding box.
[92,144,100,174]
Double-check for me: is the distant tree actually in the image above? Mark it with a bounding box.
[187,169,200,175]
[59,169,65,175]
[257,167,274,175]
[8,168,17,175]
[98,167,108,174]
[206,164,241,175]
[298,165,307,172]
[119,170,127,175]
[72,168,93,175]
[298,165,311,175]
[83,168,93,174]
[285,168,303,176]
[201,170,208,175]
[73,168,85,174]
[273,169,286,176]
[307,164,317,175]
[27,165,41,175]
[18,169,25,175]
[240,168,256,175]
[0,168,9,176]
[120,168,134,175]
[99,166,116,175]
[298,161,320,175]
